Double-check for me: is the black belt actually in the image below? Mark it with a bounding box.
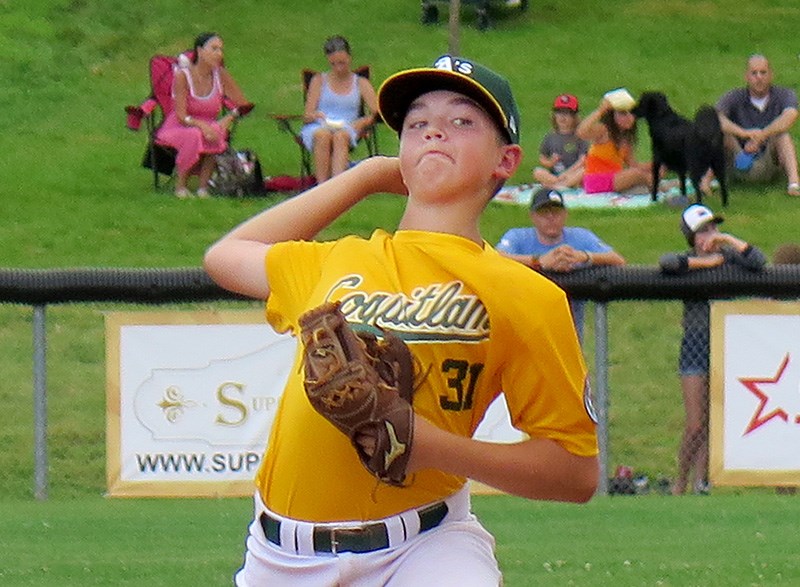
[260,500,449,554]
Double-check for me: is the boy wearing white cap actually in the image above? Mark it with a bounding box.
[205,55,598,585]
[660,204,765,495]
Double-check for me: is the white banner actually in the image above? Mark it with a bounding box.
[106,310,296,497]
[106,310,524,497]
[710,300,800,486]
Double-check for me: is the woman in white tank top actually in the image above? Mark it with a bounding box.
[300,36,379,184]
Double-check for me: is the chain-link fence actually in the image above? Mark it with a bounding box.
[3,265,800,498]
[582,300,712,496]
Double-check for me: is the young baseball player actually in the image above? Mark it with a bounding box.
[205,55,599,586]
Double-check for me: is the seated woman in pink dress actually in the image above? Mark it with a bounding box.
[156,32,250,198]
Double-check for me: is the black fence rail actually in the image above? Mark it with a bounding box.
[2,265,800,305]
[0,267,242,305]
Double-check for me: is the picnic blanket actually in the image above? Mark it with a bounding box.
[494,182,695,209]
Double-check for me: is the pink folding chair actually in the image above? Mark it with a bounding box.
[125,52,253,190]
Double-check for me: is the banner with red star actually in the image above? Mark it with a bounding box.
[710,300,800,487]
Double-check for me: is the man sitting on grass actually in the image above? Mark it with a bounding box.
[710,54,800,197]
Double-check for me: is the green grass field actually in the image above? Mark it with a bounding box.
[2,494,800,586]
[4,0,800,584]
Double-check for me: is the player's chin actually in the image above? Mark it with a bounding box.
[405,172,456,201]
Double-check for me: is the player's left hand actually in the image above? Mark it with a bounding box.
[299,301,416,486]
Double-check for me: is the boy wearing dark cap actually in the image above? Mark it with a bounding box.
[660,204,765,496]
[205,55,598,585]
[533,93,589,189]
[497,187,625,340]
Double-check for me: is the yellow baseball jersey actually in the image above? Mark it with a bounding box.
[257,230,597,522]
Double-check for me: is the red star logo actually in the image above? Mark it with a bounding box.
[738,353,791,435]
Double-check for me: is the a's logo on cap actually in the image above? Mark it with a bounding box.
[548,190,562,204]
[508,115,517,137]
[433,55,474,76]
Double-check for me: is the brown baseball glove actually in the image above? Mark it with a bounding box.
[299,301,415,486]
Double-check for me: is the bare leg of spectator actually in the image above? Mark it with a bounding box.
[313,130,334,184]
[533,167,560,187]
[197,154,216,197]
[774,133,800,195]
[693,406,709,494]
[330,131,351,178]
[613,166,652,195]
[673,374,709,495]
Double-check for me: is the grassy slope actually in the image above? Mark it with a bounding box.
[2,0,800,499]
[5,0,800,264]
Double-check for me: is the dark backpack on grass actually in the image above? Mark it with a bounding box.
[209,148,265,197]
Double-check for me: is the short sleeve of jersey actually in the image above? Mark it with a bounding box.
[495,276,598,457]
[265,239,337,333]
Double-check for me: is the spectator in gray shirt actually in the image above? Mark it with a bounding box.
[709,54,800,197]
[532,94,589,189]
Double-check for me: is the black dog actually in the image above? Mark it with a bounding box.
[633,91,728,206]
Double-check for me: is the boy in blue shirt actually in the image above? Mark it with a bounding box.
[496,187,625,339]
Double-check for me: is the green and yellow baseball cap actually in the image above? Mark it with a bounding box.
[378,55,520,144]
